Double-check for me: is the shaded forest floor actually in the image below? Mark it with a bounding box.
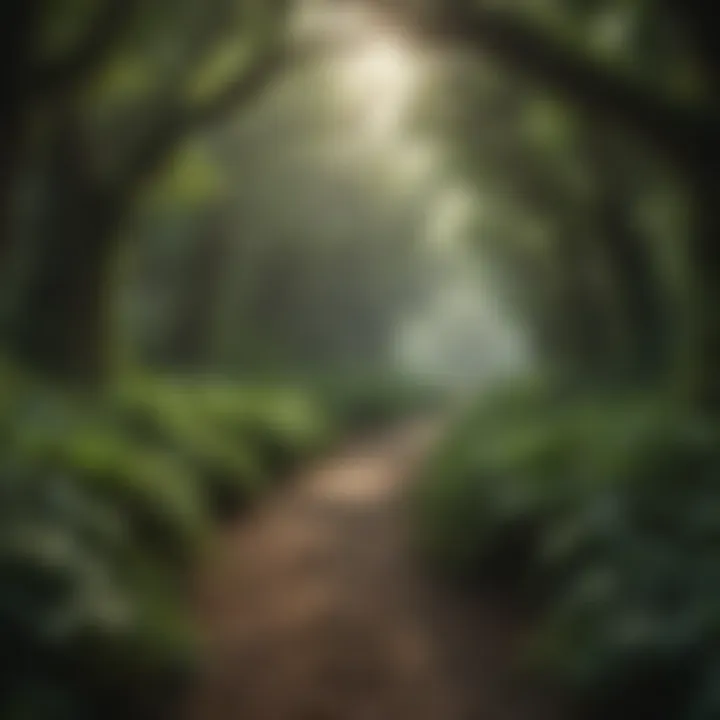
[180,421,566,720]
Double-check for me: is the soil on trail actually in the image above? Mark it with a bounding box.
[182,422,564,720]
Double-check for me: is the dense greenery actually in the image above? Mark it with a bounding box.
[1,0,720,717]
[414,382,720,719]
[403,2,720,712]
[0,363,332,718]
[0,355,442,719]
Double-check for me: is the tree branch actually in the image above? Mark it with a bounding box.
[31,0,138,97]
[188,43,293,130]
[383,1,715,172]
[115,41,296,197]
[657,0,720,91]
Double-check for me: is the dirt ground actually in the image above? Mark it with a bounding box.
[181,421,565,720]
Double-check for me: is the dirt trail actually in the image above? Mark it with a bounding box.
[182,421,563,720]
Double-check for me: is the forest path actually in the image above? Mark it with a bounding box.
[182,421,563,720]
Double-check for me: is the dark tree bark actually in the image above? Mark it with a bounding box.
[11,40,294,383]
[687,159,720,408]
[0,0,44,263]
[0,0,140,268]
[30,0,137,99]
[495,159,621,378]
[553,225,619,379]
[658,0,720,93]
[582,132,669,383]
[15,211,122,382]
[8,112,127,381]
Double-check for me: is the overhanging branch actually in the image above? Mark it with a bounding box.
[188,43,293,130]
[115,41,296,195]
[31,0,138,97]
[382,2,715,171]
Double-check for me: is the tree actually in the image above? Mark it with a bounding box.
[2,0,297,382]
[373,0,720,405]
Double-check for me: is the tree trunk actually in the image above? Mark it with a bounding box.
[552,227,618,379]
[687,158,720,410]
[8,109,125,384]
[595,213,666,382]
[0,0,43,263]
[11,204,121,383]
[584,134,669,383]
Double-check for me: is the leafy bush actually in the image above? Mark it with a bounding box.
[0,458,198,720]
[115,377,263,515]
[0,367,330,719]
[188,382,330,475]
[413,380,720,719]
[316,375,445,435]
[115,376,328,511]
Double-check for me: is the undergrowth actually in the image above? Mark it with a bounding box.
[0,365,329,719]
[413,378,720,720]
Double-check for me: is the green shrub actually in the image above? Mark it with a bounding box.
[0,369,330,719]
[413,380,720,719]
[316,375,444,434]
[115,376,328,513]
[8,388,209,566]
[0,458,196,720]
[193,383,330,475]
[115,378,265,515]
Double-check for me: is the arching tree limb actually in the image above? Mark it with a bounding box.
[378,1,716,174]
[30,0,139,98]
[115,41,296,197]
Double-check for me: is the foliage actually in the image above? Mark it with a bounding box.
[116,376,329,508]
[314,375,446,435]
[413,380,720,719]
[2,0,720,718]
[0,365,328,719]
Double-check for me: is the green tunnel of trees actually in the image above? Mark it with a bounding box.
[0,0,717,397]
[0,0,719,718]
